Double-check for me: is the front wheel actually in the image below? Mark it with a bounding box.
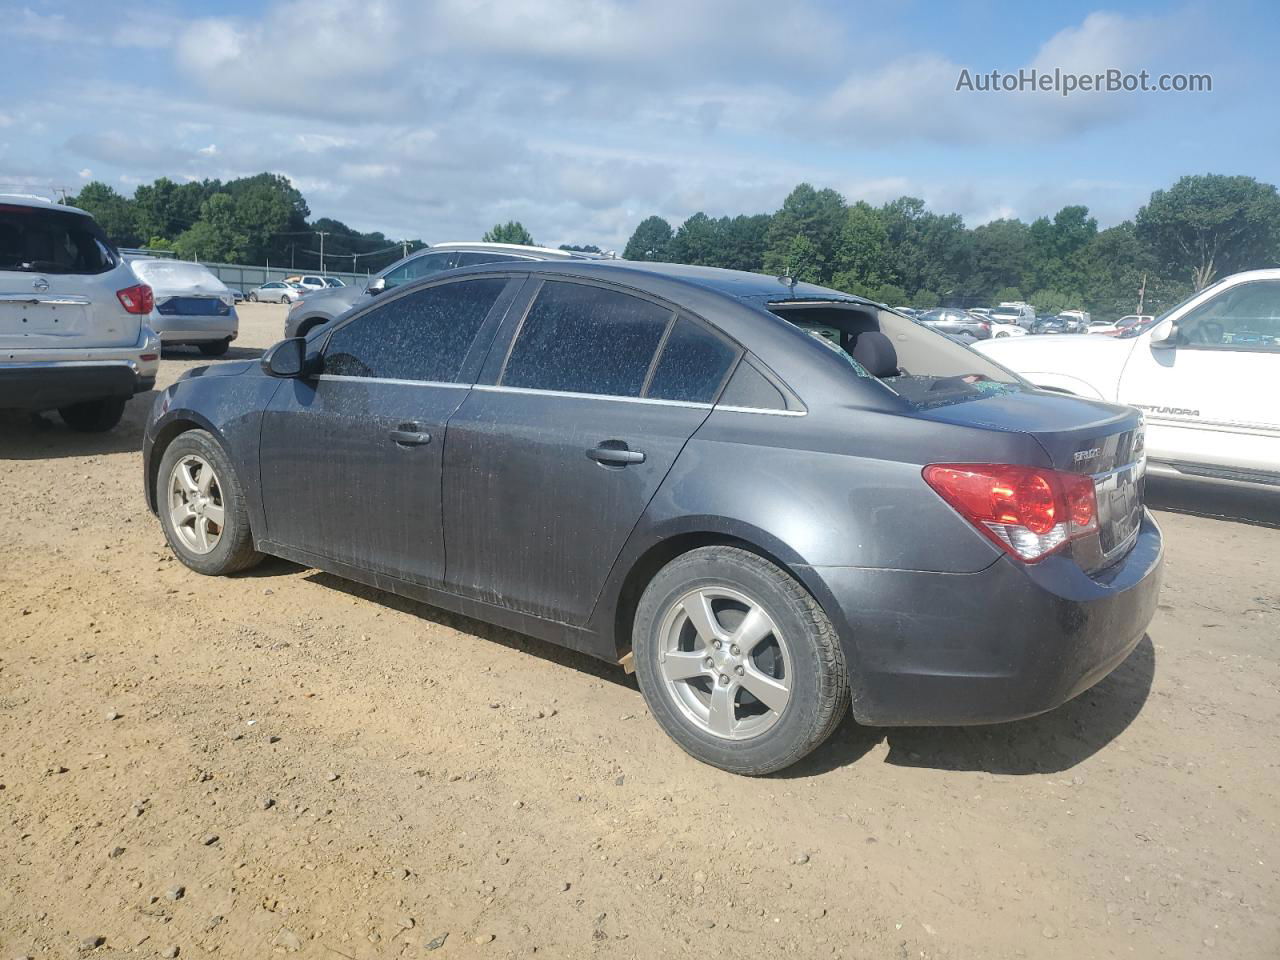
[157,429,262,576]
[59,397,127,432]
[248,292,258,302]
[633,546,849,775]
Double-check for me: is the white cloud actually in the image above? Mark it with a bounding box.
[78,167,92,179]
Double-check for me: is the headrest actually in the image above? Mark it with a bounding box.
[851,330,898,378]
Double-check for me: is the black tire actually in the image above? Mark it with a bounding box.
[295,317,320,337]
[156,429,262,576]
[199,338,231,357]
[633,546,849,775]
[249,291,258,302]
[58,397,127,433]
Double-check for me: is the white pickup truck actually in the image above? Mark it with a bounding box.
[976,269,1280,491]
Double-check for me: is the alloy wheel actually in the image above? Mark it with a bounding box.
[657,586,793,740]
[167,454,225,555]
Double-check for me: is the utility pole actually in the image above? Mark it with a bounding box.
[290,244,295,270]
[316,231,330,275]
[1137,273,1147,315]
[402,241,408,259]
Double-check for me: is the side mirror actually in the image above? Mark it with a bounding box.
[365,277,386,296]
[261,337,314,378]
[1149,318,1177,348]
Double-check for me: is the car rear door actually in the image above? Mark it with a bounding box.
[1118,278,1280,479]
[258,275,519,585]
[442,278,741,625]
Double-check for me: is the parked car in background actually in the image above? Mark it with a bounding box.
[916,307,992,340]
[0,194,161,431]
[968,307,993,319]
[894,306,920,318]
[323,277,345,288]
[1089,314,1154,336]
[1057,310,1091,333]
[1115,315,1158,338]
[294,275,329,291]
[997,302,1037,329]
[129,258,239,356]
[284,241,610,338]
[990,318,1028,338]
[144,259,1162,774]
[248,280,302,303]
[989,304,1030,329]
[977,269,1280,491]
[227,287,245,303]
[1032,314,1072,335]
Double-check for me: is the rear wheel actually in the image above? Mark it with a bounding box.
[199,338,231,357]
[59,397,127,433]
[633,546,849,775]
[157,429,262,576]
[248,291,258,302]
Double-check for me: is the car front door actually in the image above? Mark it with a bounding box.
[258,275,517,585]
[1118,278,1280,478]
[442,279,741,625]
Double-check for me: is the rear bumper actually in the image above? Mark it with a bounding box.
[152,313,238,344]
[805,509,1164,726]
[0,360,155,411]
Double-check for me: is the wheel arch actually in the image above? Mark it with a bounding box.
[146,411,228,514]
[597,518,837,663]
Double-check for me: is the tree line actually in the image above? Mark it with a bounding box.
[622,174,1280,319]
[69,174,425,275]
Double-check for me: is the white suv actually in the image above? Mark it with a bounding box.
[0,195,160,431]
[976,269,1280,491]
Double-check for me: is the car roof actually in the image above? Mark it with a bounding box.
[0,193,94,218]
[449,258,881,308]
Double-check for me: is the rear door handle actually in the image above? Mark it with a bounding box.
[389,423,432,446]
[587,442,646,465]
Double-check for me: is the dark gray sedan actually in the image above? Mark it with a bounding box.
[143,261,1162,775]
[917,307,992,340]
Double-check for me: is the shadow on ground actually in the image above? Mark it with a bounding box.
[0,392,153,459]
[788,634,1156,777]
[292,566,1156,778]
[161,345,263,361]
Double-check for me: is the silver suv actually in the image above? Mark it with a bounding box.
[284,242,609,338]
[0,195,160,431]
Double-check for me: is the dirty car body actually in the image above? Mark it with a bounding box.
[143,261,1163,771]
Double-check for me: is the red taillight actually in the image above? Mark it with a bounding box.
[923,463,1098,562]
[139,353,158,362]
[981,321,991,334]
[117,283,154,315]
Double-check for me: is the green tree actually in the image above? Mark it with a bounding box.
[1026,288,1078,315]
[67,182,139,246]
[482,221,535,245]
[993,285,1023,303]
[912,289,940,309]
[1136,174,1280,289]
[763,184,846,282]
[623,215,674,261]
[717,214,771,272]
[878,197,970,299]
[831,201,889,290]
[772,234,823,284]
[669,212,721,265]
[967,219,1029,297]
[172,194,250,262]
[559,243,602,254]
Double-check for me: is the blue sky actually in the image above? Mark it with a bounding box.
[2,0,1277,248]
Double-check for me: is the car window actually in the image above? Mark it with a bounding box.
[454,252,527,266]
[0,204,117,275]
[1176,280,1280,351]
[502,281,672,397]
[382,252,455,290]
[647,316,738,403]
[323,278,507,382]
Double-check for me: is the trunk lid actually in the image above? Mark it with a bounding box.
[916,387,1146,568]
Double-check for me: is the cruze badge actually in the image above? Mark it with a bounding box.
[1073,448,1101,462]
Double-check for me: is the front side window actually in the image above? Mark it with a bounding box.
[1176,280,1280,351]
[382,252,455,290]
[502,281,672,397]
[324,278,507,382]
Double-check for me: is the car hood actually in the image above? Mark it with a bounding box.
[179,360,256,382]
[974,334,1137,396]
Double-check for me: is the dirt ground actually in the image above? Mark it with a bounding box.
[2,302,1277,959]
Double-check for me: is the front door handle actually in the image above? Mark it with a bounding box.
[587,441,646,465]
[389,422,432,446]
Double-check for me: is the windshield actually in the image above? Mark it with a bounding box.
[0,204,117,274]
[768,302,1024,409]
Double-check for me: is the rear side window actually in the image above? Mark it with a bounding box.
[0,204,117,275]
[502,281,671,397]
[647,316,737,403]
[719,359,788,410]
[324,278,507,382]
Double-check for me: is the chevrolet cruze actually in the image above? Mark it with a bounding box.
[143,260,1163,774]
